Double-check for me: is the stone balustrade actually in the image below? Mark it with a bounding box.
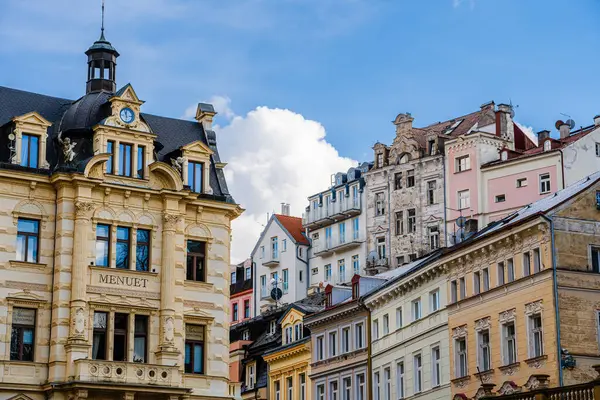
[73,359,181,387]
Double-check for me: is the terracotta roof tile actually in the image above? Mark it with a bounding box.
[274,214,309,245]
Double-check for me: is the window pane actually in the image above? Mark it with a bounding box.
[117,227,129,241]
[27,236,37,263]
[136,244,149,271]
[16,235,26,261]
[97,224,109,238]
[187,240,204,254]
[195,163,202,193]
[29,135,39,168]
[134,337,146,363]
[184,343,191,372]
[95,241,109,267]
[18,219,39,233]
[107,141,114,174]
[116,242,129,269]
[194,344,203,373]
[137,146,145,178]
[21,134,30,166]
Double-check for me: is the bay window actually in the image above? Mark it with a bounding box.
[188,161,203,193]
[21,134,39,168]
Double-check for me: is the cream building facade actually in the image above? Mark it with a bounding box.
[0,30,241,400]
[363,254,451,400]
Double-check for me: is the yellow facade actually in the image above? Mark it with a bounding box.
[446,219,558,398]
[263,307,312,400]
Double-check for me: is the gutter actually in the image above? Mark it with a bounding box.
[542,214,563,386]
[559,149,566,190]
[357,295,372,399]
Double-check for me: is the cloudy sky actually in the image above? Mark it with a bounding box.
[1,0,599,262]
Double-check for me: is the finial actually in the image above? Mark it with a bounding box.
[100,0,105,40]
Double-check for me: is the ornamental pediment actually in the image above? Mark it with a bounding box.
[12,111,52,127]
[181,140,214,157]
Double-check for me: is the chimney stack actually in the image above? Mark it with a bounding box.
[480,100,495,111]
[594,115,600,126]
[559,121,570,139]
[537,130,550,143]
[195,103,217,131]
[281,203,290,216]
[496,104,515,148]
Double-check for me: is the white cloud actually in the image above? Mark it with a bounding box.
[205,100,356,263]
[183,95,235,120]
[453,0,476,9]
[516,122,538,146]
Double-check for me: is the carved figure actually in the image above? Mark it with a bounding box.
[171,157,184,173]
[58,133,77,164]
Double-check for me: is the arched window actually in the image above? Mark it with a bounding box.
[399,154,410,164]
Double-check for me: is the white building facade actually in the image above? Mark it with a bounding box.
[304,164,371,288]
[252,211,310,313]
[364,254,451,400]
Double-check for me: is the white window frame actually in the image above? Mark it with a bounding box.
[500,310,517,366]
[596,142,600,157]
[341,325,351,353]
[396,307,403,329]
[454,336,468,378]
[412,298,422,321]
[413,353,422,393]
[316,383,325,400]
[373,319,379,340]
[497,262,505,286]
[475,319,492,372]
[482,268,489,291]
[247,363,256,388]
[523,252,531,276]
[533,248,541,273]
[383,367,391,400]
[316,335,325,361]
[342,376,352,400]
[383,314,389,335]
[473,271,481,294]
[516,177,527,188]
[356,373,366,400]
[458,189,470,210]
[275,380,281,400]
[396,360,404,399]
[507,258,515,282]
[373,371,380,400]
[455,155,470,172]
[329,330,338,357]
[287,377,293,400]
[330,380,339,400]
[539,173,551,194]
[432,345,441,387]
[430,289,440,312]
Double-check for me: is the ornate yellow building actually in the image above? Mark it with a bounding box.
[263,298,323,400]
[0,28,241,400]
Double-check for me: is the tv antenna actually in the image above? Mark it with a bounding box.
[508,98,518,119]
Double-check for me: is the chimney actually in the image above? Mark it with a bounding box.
[480,100,495,111]
[559,121,570,139]
[594,115,600,126]
[537,130,550,143]
[393,113,414,137]
[281,203,290,216]
[496,104,514,148]
[195,103,217,131]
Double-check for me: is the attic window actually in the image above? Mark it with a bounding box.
[352,281,359,299]
[501,151,508,161]
[543,140,551,152]
[444,119,463,135]
[399,154,410,164]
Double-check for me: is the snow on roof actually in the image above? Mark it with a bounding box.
[375,252,440,280]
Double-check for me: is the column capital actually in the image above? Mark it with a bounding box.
[75,201,95,218]
[163,214,181,231]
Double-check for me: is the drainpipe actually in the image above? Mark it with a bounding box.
[559,149,566,190]
[542,214,563,386]
[387,171,391,270]
[358,296,373,399]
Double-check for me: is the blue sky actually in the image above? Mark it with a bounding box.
[1,0,599,261]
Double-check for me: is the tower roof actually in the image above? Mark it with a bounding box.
[85,32,119,56]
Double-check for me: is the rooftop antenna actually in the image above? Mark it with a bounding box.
[508,98,518,119]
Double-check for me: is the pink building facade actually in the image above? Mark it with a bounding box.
[230,258,254,325]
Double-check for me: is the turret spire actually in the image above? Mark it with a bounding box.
[100,0,105,39]
[85,0,119,93]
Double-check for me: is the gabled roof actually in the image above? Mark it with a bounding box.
[274,214,309,245]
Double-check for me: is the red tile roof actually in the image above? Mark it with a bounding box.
[274,214,309,245]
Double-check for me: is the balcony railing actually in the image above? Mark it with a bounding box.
[366,257,389,270]
[262,254,279,267]
[312,235,364,256]
[303,197,361,228]
[73,359,181,387]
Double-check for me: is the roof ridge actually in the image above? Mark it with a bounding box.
[0,85,72,103]
[420,108,485,129]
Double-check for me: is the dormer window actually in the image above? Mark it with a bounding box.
[106,141,115,174]
[326,291,333,308]
[188,161,204,193]
[269,320,277,335]
[352,281,359,299]
[501,150,508,161]
[137,146,145,178]
[377,153,384,168]
[20,134,39,168]
[399,154,410,164]
[119,143,133,177]
[428,140,435,155]
[543,140,551,152]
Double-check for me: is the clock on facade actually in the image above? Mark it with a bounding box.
[119,107,135,124]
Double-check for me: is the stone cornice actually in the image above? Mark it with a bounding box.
[263,341,311,363]
[304,301,362,329]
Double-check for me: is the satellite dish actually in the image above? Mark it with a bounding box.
[566,119,576,130]
[270,288,283,301]
[455,228,465,243]
[367,251,378,264]
[456,216,467,228]
[8,133,15,141]
[509,108,515,119]
[555,120,565,130]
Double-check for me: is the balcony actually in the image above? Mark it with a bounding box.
[73,359,182,388]
[313,235,364,256]
[365,257,389,274]
[303,197,361,229]
[262,254,280,267]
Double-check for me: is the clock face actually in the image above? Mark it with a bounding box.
[119,107,135,124]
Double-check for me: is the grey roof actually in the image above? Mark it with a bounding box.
[0,85,234,203]
[197,103,215,113]
[86,32,119,55]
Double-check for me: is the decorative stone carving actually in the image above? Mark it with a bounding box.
[501,364,520,376]
[74,307,85,334]
[170,157,184,173]
[474,384,496,399]
[524,374,550,390]
[164,316,175,342]
[58,133,77,165]
[499,308,516,324]
[452,325,467,339]
[475,317,491,331]
[525,300,543,315]
[75,201,95,218]
[163,214,180,231]
[497,381,521,395]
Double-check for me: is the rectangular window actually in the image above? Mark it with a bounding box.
[325,227,332,248]
[92,311,108,360]
[136,229,150,271]
[377,237,386,259]
[247,364,255,388]
[592,246,600,273]
[507,258,515,282]
[287,377,293,400]
[503,322,517,365]
[106,140,115,174]
[394,172,403,190]
[137,145,145,178]
[260,246,265,259]
[316,335,324,360]
[376,193,385,216]
[414,354,422,393]
[432,346,441,387]
[188,161,203,193]
[355,323,364,348]
[406,170,415,187]
[478,329,491,371]
[396,362,404,399]
[353,218,359,240]
[275,381,281,400]
[495,194,506,203]
[533,248,541,273]
[474,271,481,294]
[338,259,346,282]
[342,326,350,353]
[357,374,365,400]
[244,300,250,319]
[430,289,440,312]
[95,224,110,267]
[383,367,391,400]
[596,142,600,157]
[373,319,379,340]
[407,209,416,233]
[377,153,384,168]
[529,314,544,358]
[412,298,421,321]
[352,255,360,275]
[113,313,128,361]
[458,189,470,210]
[232,304,238,321]
[483,268,489,291]
[231,272,237,284]
[456,155,470,172]
[185,324,205,374]
[427,181,436,205]
[16,218,39,263]
[282,239,287,252]
[295,323,302,341]
[134,315,148,363]
[300,374,306,400]
[374,371,380,400]
[451,280,458,303]
[186,240,206,282]
[497,262,505,285]
[116,226,130,269]
[282,269,289,293]
[429,140,436,155]
[245,267,251,280]
[20,134,39,168]
[329,331,337,356]
[330,381,338,400]
[455,337,467,377]
[119,143,133,177]
[459,277,466,299]
[523,252,531,276]
[316,384,324,400]
[539,173,551,194]
[516,177,527,188]
[343,377,352,400]
[396,256,404,266]
[10,308,35,361]
[260,275,267,298]
[395,211,404,235]
[396,307,403,329]
[383,314,389,335]
[271,236,278,260]
[325,264,332,281]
